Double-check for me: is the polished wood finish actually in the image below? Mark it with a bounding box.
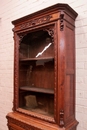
[6,3,78,130]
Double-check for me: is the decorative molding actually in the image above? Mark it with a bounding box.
[20,15,52,29]
[59,110,64,127]
[60,11,64,31]
[17,108,55,123]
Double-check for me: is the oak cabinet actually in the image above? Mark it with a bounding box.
[6,3,78,130]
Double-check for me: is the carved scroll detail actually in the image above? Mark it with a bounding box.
[59,110,64,127]
[60,11,64,31]
[18,34,27,51]
[43,28,54,43]
[19,34,26,43]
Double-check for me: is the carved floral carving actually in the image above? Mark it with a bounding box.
[20,15,52,29]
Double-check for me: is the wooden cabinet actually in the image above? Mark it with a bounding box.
[6,3,78,130]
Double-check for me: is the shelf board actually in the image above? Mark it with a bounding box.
[20,86,54,94]
[19,57,54,61]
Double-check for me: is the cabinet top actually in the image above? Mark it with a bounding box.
[12,3,78,25]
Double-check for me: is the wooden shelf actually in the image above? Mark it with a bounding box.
[19,57,54,61]
[20,86,54,94]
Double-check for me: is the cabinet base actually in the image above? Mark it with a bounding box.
[6,112,78,130]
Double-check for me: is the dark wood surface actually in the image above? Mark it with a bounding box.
[6,3,78,130]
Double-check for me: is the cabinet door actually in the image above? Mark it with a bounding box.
[18,27,55,118]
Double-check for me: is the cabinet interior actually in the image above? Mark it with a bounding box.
[19,29,54,117]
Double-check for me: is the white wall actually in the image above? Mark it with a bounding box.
[0,0,87,130]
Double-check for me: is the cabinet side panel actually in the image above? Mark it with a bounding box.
[64,23,75,124]
[65,24,75,70]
